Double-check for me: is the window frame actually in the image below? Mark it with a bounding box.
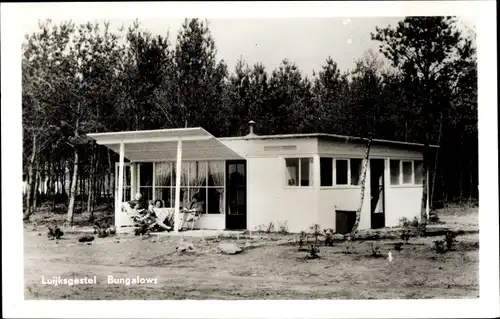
[135,160,225,215]
[390,159,424,187]
[284,157,314,188]
[319,157,364,188]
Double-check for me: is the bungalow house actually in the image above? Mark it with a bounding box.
[88,122,436,234]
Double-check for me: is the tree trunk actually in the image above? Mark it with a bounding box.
[107,148,112,210]
[350,134,373,237]
[430,113,443,208]
[419,138,430,236]
[458,131,464,202]
[23,133,36,221]
[32,160,40,213]
[66,148,79,226]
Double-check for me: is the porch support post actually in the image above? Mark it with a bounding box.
[174,139,183,232]
[131,163,136,196]
[116,142,125,229]
[426,168,430,218]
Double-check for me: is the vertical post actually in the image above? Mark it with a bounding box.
[426,168,430,218]
[116,142,125,229]
[131,163,136,196]
[174,140,183,232]
[152,162,156,200]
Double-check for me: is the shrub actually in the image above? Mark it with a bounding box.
[277,221,289,234]
[307,245,320,259]
[324,228,335,246]
[371,242,383,257]
[309,224,321,245]
[394,242,404,251]
[433,239,446,254]
[298,231,308,251]
[266,222,275,234]
[444,231,458,251]
[399,217,419,243]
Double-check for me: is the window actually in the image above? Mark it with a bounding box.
[335,159,348,185]
[390,159,424,186]
[350,159,362,186]
[320,157,333,186]
[414,160,424,184]
[142,160,224,214]
[139,163,153,201]
[402,161,413,184]
[390,160,400,185]
[285,158,313,187]
[320,158,364,187]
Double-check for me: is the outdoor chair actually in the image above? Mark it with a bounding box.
[152,207,175,231]
[180,205,204,230]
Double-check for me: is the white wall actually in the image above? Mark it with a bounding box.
[247,157,319,233]
[385,186,423,227]
[193,215,225,230]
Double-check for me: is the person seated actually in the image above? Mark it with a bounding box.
[128,192,148,215]
[179,193,204,230]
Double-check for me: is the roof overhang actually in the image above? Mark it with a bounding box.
[87,127,244,162]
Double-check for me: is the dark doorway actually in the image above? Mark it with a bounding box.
[370,159,385,229]
[225,160,247,230]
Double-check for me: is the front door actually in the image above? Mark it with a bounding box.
[370,159,385,229]
[225,160,247,230]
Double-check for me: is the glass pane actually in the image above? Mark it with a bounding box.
[350,159,362,186]
[320,157,333,186]
[180,163,189,186]
[207,188,223,214]
[125,166,131,187]
[300,158,311,186]
[122,187,131,202]
[336,160,348,185]
[229,166,245,187]
[155,162,172,187]
[208,161,224,187]
[139,163,153,187]
[285,158,299,186]
[189,187,206,214]
[237,164,245,177]
[197,161,207,186]
[155,188,173,208]
[139,187,153,202]
[414,160,423,184]
[402,161,413,184]
[390,160,400,185]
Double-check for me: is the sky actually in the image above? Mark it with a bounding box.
[21,17,476,78]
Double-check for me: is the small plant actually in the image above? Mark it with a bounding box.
[394,242,404,251]
[371,241,383,257]
[277,221,289,234]
[343,240,354,254]
[47,225,64,240]
[298,231,308,251]
[429,211,440,223]
[266,222,275,234]
[309,224,322,246]
[324,228,335,246]
[444,231,457,251]
[307,245,320,259]
[433,239,446,254]
[399,217,419,243]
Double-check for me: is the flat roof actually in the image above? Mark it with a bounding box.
[220,133,439,149]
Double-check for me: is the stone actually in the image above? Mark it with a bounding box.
[218,242,243,255]
[176,241,195,252]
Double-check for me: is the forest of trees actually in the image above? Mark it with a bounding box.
[22,17,478,225]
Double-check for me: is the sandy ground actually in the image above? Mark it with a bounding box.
[24,230,478,300]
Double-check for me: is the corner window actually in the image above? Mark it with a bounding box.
[285,158,313,187]
[350,159,362,186]
[390,159,423,186]
[414,160,424,184]
[335,159,349,185]
[390,160,400,185]
[402,161,413,184]
[320,157,333,186]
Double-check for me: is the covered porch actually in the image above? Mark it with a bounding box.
[88,128,246,233]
